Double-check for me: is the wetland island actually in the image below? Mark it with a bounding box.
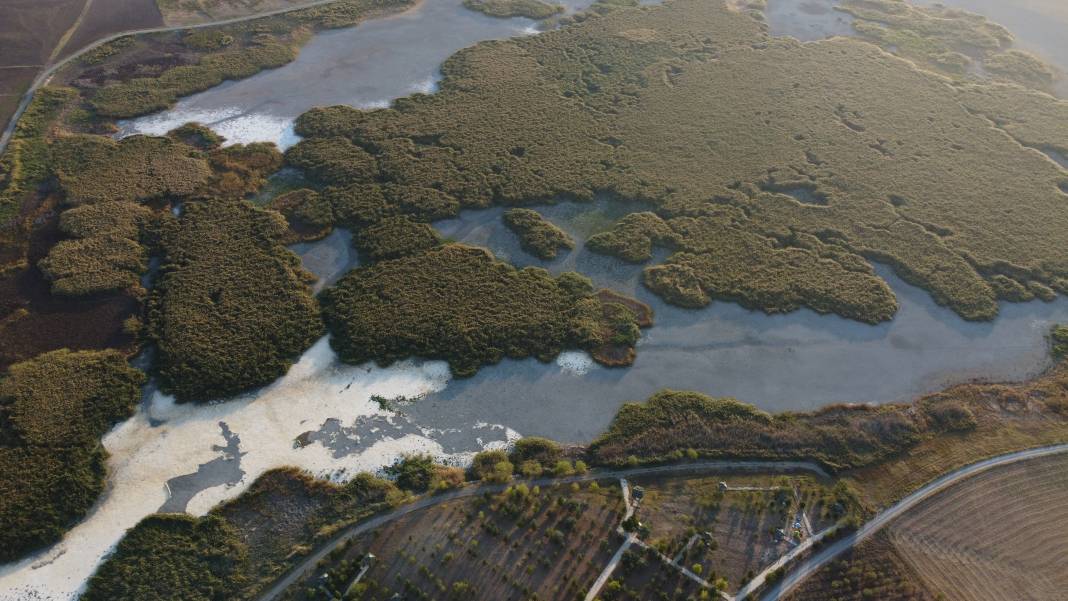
[2,0,1068,599]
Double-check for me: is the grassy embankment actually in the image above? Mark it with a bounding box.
[0,349,144,562]
[286,0,1068,324]
[590,326,1068,511]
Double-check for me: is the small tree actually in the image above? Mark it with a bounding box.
[387,453,437,492]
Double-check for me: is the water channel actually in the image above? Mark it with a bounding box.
[4,0,1068,597]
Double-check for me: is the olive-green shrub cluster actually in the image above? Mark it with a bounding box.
[589,389,964,470]
[167,122,225,150]
[353,215,441,261]
[323,182,462,226]
[83,468,401,601]
[83,514,247,601]
[267,188,334,242]
[503,207,574,260]
[463,0,563,20]
[288,0,1068,323]
[148,198,322,402]
[592,211,896,322]
[0,87,78,221]
[835,0,1058,91]
[320,244,646,377]
[38,201,155,296]
[208,141,284,198]
[50,134,211,205]
[0,349,144,563]
[90,0,414,119]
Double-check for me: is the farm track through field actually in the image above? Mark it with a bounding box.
[254,460,831,601]
[0,0,382,155]
[888,454,1068,601]
[758,443,1068,601]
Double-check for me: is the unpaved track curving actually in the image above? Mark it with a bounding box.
[757,444,1068,601]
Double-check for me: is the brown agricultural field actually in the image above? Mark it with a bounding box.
[156,0,314,25]
[885,453,1068,601]
[784,531,938,601]
[282,482,624,601]
[0,0,84,135]
[0,0,163,136]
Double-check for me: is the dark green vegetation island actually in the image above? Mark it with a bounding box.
[0,350,143,562]
[503,207,576,259]
[321,244,648,376]
[1,0,1068,598]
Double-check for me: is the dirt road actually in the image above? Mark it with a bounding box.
[0,0,368,155]
[755,443,1068,600]
[254,460,829,601]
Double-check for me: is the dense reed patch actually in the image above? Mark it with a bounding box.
[502,207,574,260]
[148,197,322,402]
[0,349,144,562]
[38,201,155,296]
[320,243,648,377]
[288,0,1068,323]
[51,134,211,205]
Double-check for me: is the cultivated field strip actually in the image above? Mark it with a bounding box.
[887,454,1068,601]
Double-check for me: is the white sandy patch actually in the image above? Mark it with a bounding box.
[119,106,302,150]
[0,337,483,601]
[556,350,595,375]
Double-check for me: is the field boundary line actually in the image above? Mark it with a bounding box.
[755,443,1068,601]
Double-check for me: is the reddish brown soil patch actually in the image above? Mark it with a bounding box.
[61,0,165,63]
[0,198,138,370]
[785,531,936,601]
[0,0,87,133]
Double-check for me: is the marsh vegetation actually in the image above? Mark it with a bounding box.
[0,350,144,562]
[148,197,322,402]
[462,0,564,20]
[288,0,1068,323]
[320,243,648,377]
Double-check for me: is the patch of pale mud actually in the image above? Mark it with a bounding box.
[556,350,596,375]
[0,338,511,601]
[117,106,302,149]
